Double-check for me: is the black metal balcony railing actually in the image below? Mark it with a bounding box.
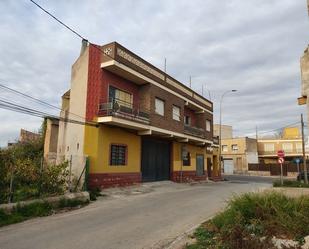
[184,124,205,138]
[98,99,150,123]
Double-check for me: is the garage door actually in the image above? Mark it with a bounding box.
[223,159,234,174]
[141,137,171,182]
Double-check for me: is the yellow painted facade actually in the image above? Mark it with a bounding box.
[282,127,300,139]
[84,125,141,174]
[172,142,209,171]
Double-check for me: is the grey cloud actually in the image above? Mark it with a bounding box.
[0,0,308,146]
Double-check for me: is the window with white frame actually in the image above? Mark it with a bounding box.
[155,98,164,116]
[296,143,302,153]
[206,120,211,132]
[222,145,228,152]
[232,144,238,152]
[264,143,274,152]
[172,105,181,121]
[282,143,293,152]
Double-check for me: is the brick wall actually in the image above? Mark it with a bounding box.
[101,69,140,109]
[148,84,185,134]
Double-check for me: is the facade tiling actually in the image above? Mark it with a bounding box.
[47,41,221,189]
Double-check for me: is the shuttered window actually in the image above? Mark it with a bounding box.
[155,98,165,116]
[172,105,180,121]
[110,144,127,165]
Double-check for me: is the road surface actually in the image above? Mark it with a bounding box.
[0,180,271,249]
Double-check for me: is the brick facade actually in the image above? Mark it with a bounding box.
[148,84,185,134]
[89,173,142,189]
[170,171,208,182]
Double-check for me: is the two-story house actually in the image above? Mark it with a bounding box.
[258,127,304,164]
[220,137,258,174]
[50,41,219,189]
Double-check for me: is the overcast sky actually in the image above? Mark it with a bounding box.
[0,0,308,146]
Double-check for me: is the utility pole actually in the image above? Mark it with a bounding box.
[189,76,192,88]
[301,114,308,184]
[164,58,167,73]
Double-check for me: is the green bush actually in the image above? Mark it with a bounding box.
[0,135,70,204]
[188,192,309,249]
[273,180,309,188]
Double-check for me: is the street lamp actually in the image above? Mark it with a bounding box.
[219,90,237,174]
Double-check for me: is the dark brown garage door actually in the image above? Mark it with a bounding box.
[141,137,170,182]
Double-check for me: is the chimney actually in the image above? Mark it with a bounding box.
[80,39,89,55]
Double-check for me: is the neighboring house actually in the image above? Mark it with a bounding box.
[47,41,220,188]
[19,129,41,143]
[221,137,258,174]
[43,117,59,164]
[257,127,305,164]
[213,124,233,139]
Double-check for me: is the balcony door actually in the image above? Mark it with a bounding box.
[109,86,133,108]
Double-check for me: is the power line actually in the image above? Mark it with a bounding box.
[0,99,98,127]
[0,82,96,125]
[29,0,84,40]
[258,121,301,135]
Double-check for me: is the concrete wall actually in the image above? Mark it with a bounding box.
[213,124,233,139]
[43,118,59,164]
[56,46,90,178]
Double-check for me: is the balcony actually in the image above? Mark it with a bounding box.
[258,150,303,157]
[184,124,205,138]
[98,99,150,124]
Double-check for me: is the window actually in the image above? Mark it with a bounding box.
[184,115,191,125]
[296,143,302,153]
[232,144,238,151]
[172,105,181,121]
[222,145,228,152]
[282,143,293,152]
[206,120,211,132]
[109,86,133,108]
[155,98,164,116]
[264,143,274,152]
[110,144,127,165]
[183,152,191,166]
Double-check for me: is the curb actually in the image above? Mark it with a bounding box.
[0,192,90,213]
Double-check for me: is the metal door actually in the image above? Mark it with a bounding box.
[196,154,205,176]
[141,137,170,182]
[223,159,234,174]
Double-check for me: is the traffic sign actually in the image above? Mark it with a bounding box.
[278,157,284,164]
[277,150,285,158]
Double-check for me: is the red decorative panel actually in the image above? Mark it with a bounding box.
[86,44,102,122]
[88,172,142,189]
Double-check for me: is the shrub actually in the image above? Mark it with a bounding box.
[188,192,309,249]
[273,180,309,188]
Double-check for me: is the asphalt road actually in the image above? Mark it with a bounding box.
[223,174,281,184]
[0,180,271,249]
